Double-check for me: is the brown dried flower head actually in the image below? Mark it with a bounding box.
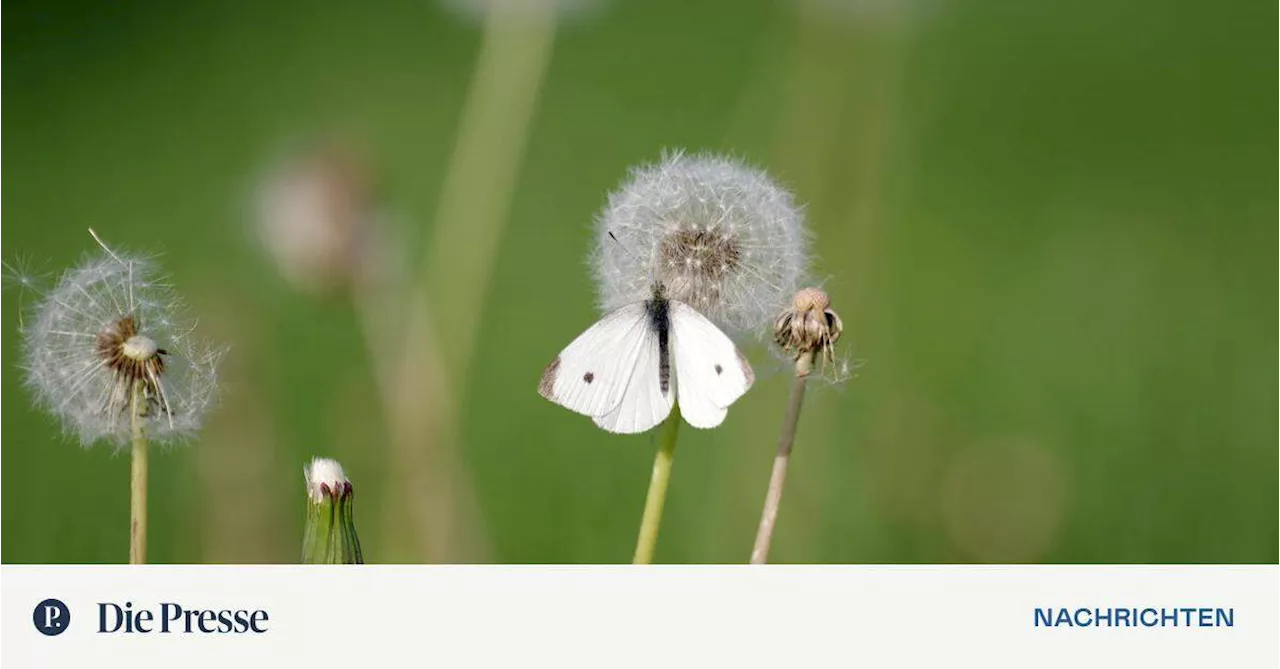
[773,287,843,375]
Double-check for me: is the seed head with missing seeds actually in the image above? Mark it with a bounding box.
[19,231,224,447]
[592,151,808,335]
[774,287,844,376]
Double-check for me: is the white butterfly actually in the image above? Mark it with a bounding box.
[538,283,755,434]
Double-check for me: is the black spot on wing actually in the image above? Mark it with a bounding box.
[583,372,595,384]
[714,364,723,375]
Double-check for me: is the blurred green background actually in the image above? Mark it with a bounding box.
[3,0,1274,564]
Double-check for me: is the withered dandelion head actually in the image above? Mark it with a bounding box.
[774,287,845,376]
[21,231,224,447]
[592,151,808,335]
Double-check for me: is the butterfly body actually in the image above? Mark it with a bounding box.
[646,284,671,396]
[539,283,754,434]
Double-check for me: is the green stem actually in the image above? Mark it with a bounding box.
[750,353,814,564]
[302,490,365,565]
[373,3,556,563]
[129,382,149,565]
[422,3,557,380]
[633,405,682,564]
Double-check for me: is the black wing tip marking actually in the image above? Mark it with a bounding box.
[538,356,561,399]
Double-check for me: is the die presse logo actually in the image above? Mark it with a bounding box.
[34,599,270,635]
[33,598,71,636]
[99,601,270,634]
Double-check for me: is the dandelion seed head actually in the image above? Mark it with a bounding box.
[21,234,224,448]
[592,151,808,335]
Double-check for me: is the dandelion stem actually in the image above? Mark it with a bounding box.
[129,381,149,564]
[750,352,815,564]
[633,405,682,564]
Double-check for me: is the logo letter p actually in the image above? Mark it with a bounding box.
[44,606,62,628]
[33,598,71,636]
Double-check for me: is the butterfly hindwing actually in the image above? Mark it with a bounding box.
[670,301,755,429]
[539,303,654,419]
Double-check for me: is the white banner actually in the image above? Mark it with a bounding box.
[2,565,1276,668]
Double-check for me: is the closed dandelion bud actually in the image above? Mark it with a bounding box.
[774,287,844,376]
[302,458,364,564]
[21,231,224,447]
[593,151,808,335]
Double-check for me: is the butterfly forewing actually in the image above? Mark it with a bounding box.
[592,326,673,434]
[670,301,754,429]
[539,303,654,418]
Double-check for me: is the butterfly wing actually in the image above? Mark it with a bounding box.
[538,303,654,419]
[592,326,674,434]
[670,301,755,429]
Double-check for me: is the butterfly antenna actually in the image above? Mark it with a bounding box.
[608,231,660,286]
[607,231,641,262]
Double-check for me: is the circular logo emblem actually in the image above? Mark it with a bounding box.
[33,598,71,636]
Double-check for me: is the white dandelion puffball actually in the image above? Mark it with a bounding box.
[592,152,809,335]
[21,235,224,447]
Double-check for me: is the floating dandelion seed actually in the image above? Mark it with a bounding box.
[593,151,808,335]
[21,230,224,447]
[3,256,50,330]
